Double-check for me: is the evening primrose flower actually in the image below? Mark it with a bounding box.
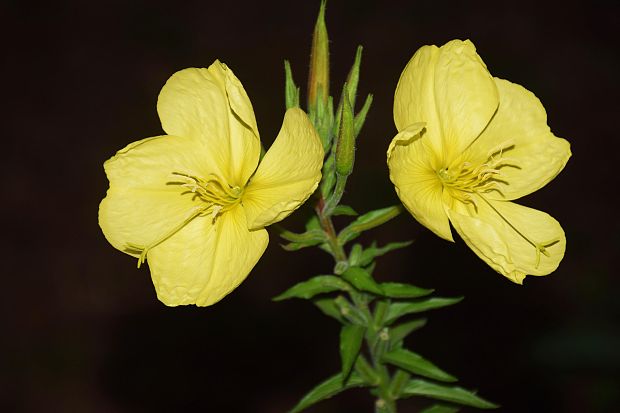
[387,40,571,283]
[99,61,323,306]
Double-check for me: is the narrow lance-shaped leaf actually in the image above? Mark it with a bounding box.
[332,204,358,216]
[358,240,413,267]
[389,318,427,347]
[384,297,464,325]
[380,282,433,299]
[341,266,384,295]
[340,324,366,382]
[420,405,460,413]
[382,348,457,382]
[279,228,326,243]
[400,379,499,409]
[273,275,351,301]
[289,372,367,413]
[313,297,345,324]
[338,205,402,244]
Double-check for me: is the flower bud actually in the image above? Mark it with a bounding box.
[307,0,329,114]
[335,85,355,176]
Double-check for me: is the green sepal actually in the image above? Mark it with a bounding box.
[354,93,373,137]
[273,275,351,301]
[357,240,413,267]
[313,297,345,324]
[338,205,402,245]
[420,405,460,413]
[289,371,367,413]
[340,324,366,382]
[332,204,358,216]
[400,379,499,409]
[389,318,427,348]
[382,348,457,382]
[341,266,383,295]
[380,282,433,299]
[284,60,300,109]
[345,45,363,109]
[384,297,464,325]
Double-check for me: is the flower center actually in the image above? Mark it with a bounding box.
[170,171,243,220]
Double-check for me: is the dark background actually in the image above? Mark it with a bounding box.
[2,0,619,412]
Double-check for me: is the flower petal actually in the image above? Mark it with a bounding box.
[99,135,211,257]
[394,40,499,158]
[448,198,566,283]
[147,205,269,306]
[394,44,443,152]
[434,40,499,157]
[242,108,324,229]
[387,126,453,241]
[472,78,571,200]
[156,62,260,186]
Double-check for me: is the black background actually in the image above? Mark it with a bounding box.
[2,0,619,412]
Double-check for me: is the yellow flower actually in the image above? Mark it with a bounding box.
[99,61,324,306]
[387,40,571,284]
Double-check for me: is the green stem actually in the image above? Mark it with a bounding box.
[315,195,398,413]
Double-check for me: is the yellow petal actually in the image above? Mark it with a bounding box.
[393,44,443,152]
[434,40,499,157]
[147,205,269,306]
[471,78,571,200]
[394,40,498,158]
[448,198,566,283]
[242,108,324,229]
[156,62,260,187]
[99,135,210,257]
[387,126,453,241]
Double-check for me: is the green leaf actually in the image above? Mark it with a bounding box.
[354,93,373,138]
[420,405,460,413]
[380,282,433,299]
[382,348,457,382]
[332,204,358,216]
[280,228,326,243]
[348,243,363,266]
[284,60,300,109]
[282,241,324,252]
[341,266,383,295]
[389,319,427,347]
[338,205,402,244]
[384,297,464,325]
[400,379,499,409]
[313,297,345,323]
[340,324,366,381]
[289,372,367,413]
[305,215,321,231]
[358,240,413,267]
[273,276,351,301]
